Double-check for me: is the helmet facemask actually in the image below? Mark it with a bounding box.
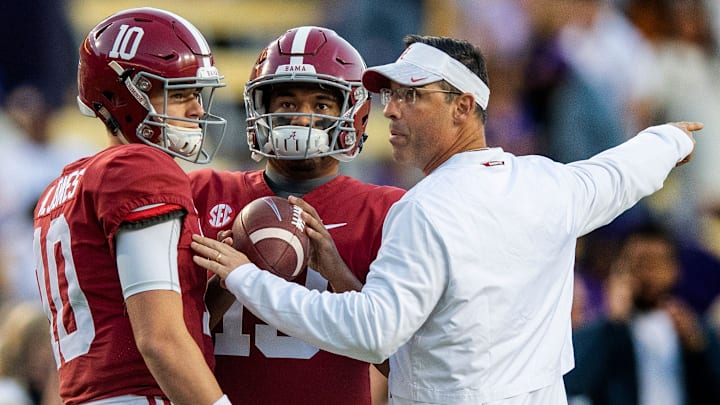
[124,69,227,164]
[245,75,365,162]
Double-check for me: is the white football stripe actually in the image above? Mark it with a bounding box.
[289,26,312,66]
[261,198,282,221]
[249,228,306,277]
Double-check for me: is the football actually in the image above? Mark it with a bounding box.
[232,196,310,281]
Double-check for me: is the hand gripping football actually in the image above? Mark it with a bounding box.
[232,196,310,281]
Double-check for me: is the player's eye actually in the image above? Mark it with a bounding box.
[168,90,200,103]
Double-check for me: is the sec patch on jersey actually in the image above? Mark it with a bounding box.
[232,196,310,281]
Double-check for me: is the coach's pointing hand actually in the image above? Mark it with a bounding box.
[669,121,702,167]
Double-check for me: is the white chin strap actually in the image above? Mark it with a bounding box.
[165,124,203,157]
[264,125,330,159]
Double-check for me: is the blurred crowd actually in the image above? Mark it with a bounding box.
[2,0,720,404]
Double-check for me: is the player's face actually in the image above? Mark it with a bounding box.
[266,85,343,179]
[267,85,342,129]
[382,82,457,170]
[149,87,204,128]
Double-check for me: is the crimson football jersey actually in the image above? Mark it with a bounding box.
[190,168,405,405]
[33,144,214,403]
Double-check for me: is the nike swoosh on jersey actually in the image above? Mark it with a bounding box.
[324,223,348,230]
[410,76,427,82]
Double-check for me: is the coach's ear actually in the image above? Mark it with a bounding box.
[452,93,476,124]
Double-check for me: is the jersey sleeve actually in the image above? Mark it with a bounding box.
[565,124,694,236]
[90,145,195,243]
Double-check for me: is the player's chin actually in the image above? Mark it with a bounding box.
[275,158,321,173]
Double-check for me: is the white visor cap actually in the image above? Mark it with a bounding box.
[361,42,490,109]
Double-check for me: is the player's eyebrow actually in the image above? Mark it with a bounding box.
[271,86,341,103]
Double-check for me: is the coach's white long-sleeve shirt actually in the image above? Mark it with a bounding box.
[224,124,693,404]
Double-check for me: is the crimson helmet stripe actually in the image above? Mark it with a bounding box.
[289,26,313,65]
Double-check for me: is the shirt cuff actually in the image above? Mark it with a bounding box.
[213,394,232,405]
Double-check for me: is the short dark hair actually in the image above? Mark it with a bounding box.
[403,35,489,123]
